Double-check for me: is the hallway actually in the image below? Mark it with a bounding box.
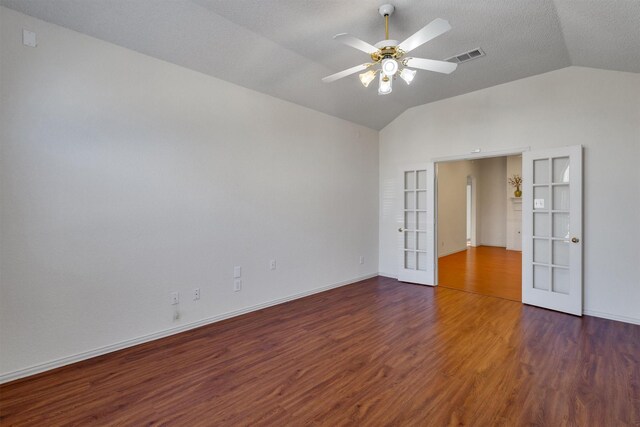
[438,246,522,301]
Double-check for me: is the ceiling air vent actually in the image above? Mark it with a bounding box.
[446,48,485,64]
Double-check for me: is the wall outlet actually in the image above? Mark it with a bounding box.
[269,259,277,270]
[234,266,242,278]
[359,256,364,265]
[234,279,242,292]
[173,309,180,321]
[170,292,180,305]
[193,288,200,300]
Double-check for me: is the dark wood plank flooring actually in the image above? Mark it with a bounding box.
[439,246,522,301]
[1,276,638,426]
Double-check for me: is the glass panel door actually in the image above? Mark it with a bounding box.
[523,146,582,315]
[398,164,435,285]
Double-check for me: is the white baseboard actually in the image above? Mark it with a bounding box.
[583,309,640,325]
[377,271,398,279]
[437,247,468,258]
[0,273,378,384]
[6,274,634,384]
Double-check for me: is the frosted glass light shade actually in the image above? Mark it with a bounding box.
[359,70,376,87]
[400,68,416,84]
[381,58,398,76]
[378,74,392,95]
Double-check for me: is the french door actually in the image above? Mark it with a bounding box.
[522,146,583,315]
[397,164,435,285]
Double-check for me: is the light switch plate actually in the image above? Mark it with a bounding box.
[233,266,242,278]
[23,29,37,47]
[534,199,545,209]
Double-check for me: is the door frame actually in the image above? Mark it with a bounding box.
[431,147,530,286]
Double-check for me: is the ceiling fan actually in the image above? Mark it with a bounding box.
[322,4,457,95]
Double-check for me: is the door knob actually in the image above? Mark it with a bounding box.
[571,237,580,243]
[398,227,405,233]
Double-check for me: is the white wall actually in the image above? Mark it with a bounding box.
[379,66,640,324]
[0,8,379,381]
[506,155,522,251]
[436,160,476,256]
[476,157,507,247]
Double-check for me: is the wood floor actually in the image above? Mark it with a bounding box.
[438,246,522,301]
[1,277,639,426]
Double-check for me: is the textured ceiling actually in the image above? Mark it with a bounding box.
[2,0,638,130]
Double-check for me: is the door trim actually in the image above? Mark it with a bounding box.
[432,147,531,163]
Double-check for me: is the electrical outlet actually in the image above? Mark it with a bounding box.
[193,288,200,300]
[169,292,180,305]
[269,259,276,270]
[359,256,364,265]
[234,279,242,292]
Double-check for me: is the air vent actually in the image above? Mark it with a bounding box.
[446,48,485,64]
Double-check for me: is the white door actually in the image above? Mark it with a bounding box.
[398,164,435,285]
[522,146,582,315]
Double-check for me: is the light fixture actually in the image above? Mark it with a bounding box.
[359,70,377,87]
[321,4,458,96]
[378,74,392,95]
[400,68,416,85]
[381,58,398,76]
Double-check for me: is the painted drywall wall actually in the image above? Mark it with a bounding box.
[379,66,640,324]
[0,7,379,380]
[436,160,477,256]
[506,155,522,251]
[476,157,507,247]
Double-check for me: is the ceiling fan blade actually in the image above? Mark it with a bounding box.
[404,58,457,74]
[397,18,451,53]
[333,33,379,55]
[322,63,371,83]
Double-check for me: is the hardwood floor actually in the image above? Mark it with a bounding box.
[1,276,638,426]
[438,246,522,301]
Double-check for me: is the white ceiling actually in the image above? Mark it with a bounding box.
[2,0,639,130]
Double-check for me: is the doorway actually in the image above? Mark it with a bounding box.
[396,145,582,315]
[436,155,523,301]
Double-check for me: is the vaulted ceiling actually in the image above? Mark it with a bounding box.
[2,0,639,130]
